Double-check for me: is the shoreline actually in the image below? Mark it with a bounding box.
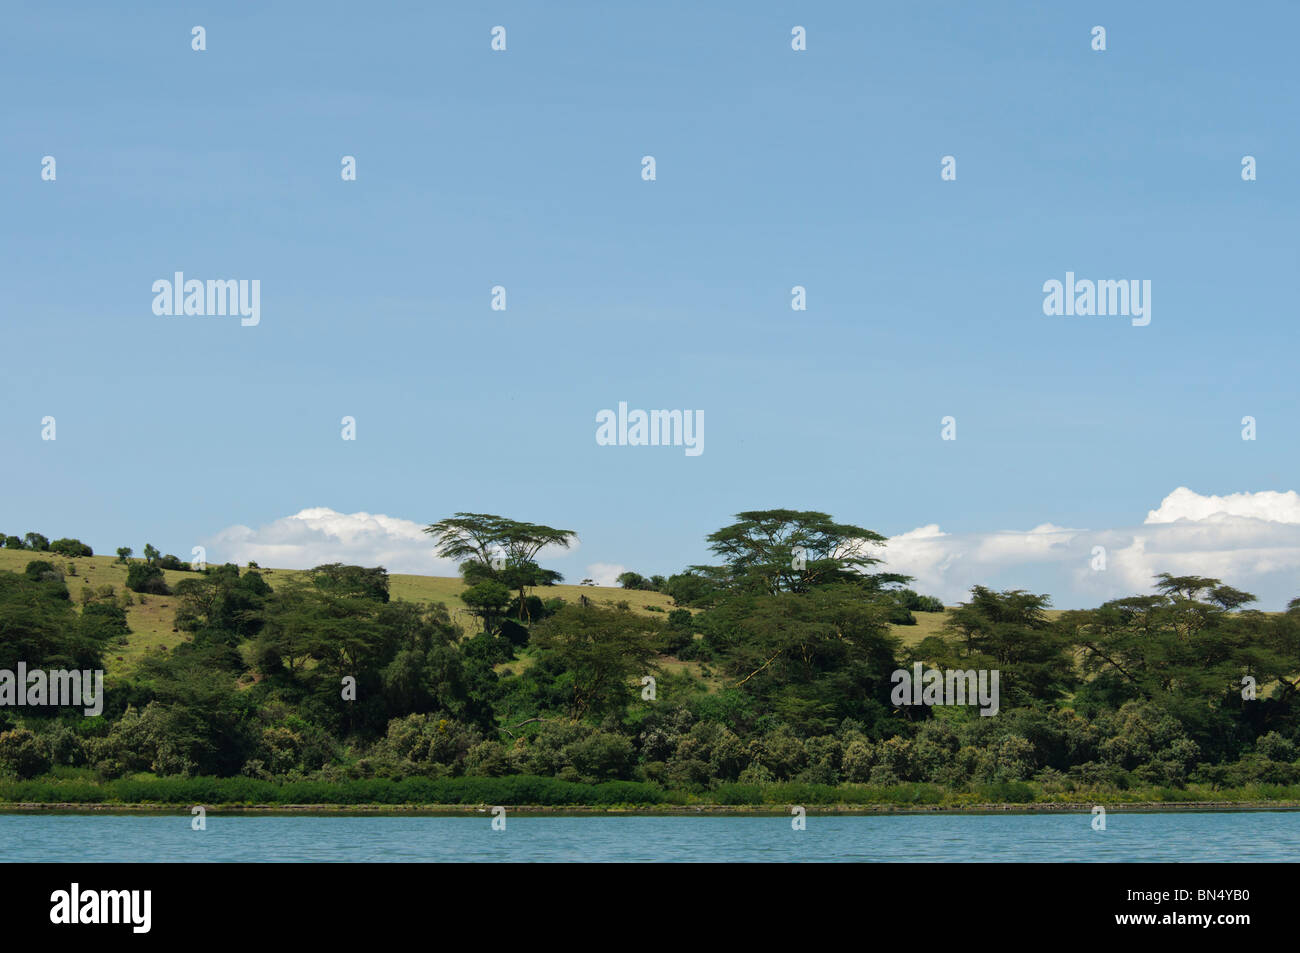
[3,800,1299,817]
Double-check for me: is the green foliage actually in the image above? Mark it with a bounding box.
[173,564,270,644]
[700,585,901,733]
[920,586,1077,710]
[663,570,724,608]
[0,728,52,779]
[0,569,106,671]
[310,563,390,603]
[125,562,169,595]
[461,580,511,632]
[617,571,659,591]
[50,538,93,558]
[2,516,1299,807]
[23,533,51,552]
[529,604,665,720]
[425,513,576,621]
[703,509,902,595]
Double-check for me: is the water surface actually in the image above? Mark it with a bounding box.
[3,811,1297,862]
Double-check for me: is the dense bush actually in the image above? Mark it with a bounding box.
[50,538,93,558]
[126,563,170,595]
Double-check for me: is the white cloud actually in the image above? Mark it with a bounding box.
[882,488,1300,609]
[206,507,459,575]
[584,563,628,587]
[206,507,582,577]
[1145,486,1300,524]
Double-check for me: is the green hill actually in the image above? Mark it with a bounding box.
[0,549,992,678]
[0,549,681,674]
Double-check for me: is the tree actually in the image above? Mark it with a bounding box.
[0,568,108,672]
[50,538,93,558]
[461,580,512,633]
[424,513,576,621]
[664,569,726,608]
[0,729,52,779]
[1058,576,1286,761]
[701,585,902,733]
[703,509,906,596]
[23,533,50,552]
[142,543,160,565]
[126,562,169,595]
[530,604,664,720]
[2,537,23,550]
[116,547,133,564]
[173,564,271,644]
[310,563,390,603]
[933,586,1075,710]
[617,571,665,591]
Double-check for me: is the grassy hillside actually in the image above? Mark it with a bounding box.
[0,549,680,675]
[0,547,1022,678]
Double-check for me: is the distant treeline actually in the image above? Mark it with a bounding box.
[1,509,1298,804]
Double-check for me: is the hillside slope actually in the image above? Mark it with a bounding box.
[0,549,990,676]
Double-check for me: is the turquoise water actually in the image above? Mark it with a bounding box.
[2,811,1297,862]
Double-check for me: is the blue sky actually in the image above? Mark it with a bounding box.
[3,1,1299,607]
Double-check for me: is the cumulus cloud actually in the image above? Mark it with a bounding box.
[1145,487,1300,524]
[206,507,583,577]
[881,488,1300,610]
[584,563,628,587]
[207,508,460,576]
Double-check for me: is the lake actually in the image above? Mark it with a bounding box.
[3,810,1298,862]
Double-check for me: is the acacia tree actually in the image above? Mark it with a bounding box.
[530,604,664,720]
[424,513,576,621]
[1054,575,1289,762]
[702,509,905,596]
[937,586,1075,709]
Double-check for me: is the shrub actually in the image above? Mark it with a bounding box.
[976,781,1035,803]
[24,560,64,585]
[1256,731,1297,763]
[0,729,52,780]
[126,563,170,595]
[23,533,50,552]
[50,538,93,558]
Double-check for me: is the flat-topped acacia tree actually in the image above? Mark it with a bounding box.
[424,513,577,622]
[703,509,906,596]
